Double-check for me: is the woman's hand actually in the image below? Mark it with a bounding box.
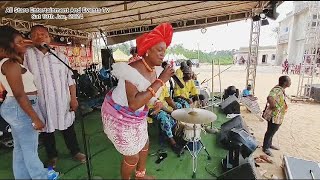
[32,118,45,130]
[158,65,175,83]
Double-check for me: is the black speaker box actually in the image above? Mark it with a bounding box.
[218,156,261,179]
[220,95,240,114]
[310,84,320,102]
[101,49,114,69]
[218,115,250,149]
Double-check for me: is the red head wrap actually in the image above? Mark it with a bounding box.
[136,23,173,56]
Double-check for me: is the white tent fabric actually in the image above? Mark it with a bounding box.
[177,54,187,60]
[113,49,130,62]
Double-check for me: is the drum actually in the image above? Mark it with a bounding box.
[182,122,202,141]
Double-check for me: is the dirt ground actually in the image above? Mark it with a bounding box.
[192,64,320,179]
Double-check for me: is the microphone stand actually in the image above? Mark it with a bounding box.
[46,48,92,179]
[205,59,219,134]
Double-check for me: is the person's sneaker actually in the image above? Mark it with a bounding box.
[270,145,280,150]
[263,149,274,157]
[48,166,59,180]
[73,152,86,163]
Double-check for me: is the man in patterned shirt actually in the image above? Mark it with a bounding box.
[262,75,291,157]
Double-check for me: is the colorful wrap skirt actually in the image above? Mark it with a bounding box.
[101,90,149,156]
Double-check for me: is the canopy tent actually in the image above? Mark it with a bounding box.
[112,49,130,62]
[164,53,180,61]
[177,54,188,60]
[0,1,281,45]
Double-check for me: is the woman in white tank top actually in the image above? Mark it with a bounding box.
[0,25,58,179]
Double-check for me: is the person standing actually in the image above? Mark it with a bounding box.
[262,75,291,157]
[24,25,86,168]
[0,25,59,179]
[101,23,174,179]
[282,59,289,74]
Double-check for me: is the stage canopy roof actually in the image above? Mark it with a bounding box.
[0,1,282,45]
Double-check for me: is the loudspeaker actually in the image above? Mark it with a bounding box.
[220,95,240,114]
[218,116,250,149]
[101,49,114,69]
[229,128,258,158]
[310,84,320,102]
[218,156,261,179]
[223,86,239,99]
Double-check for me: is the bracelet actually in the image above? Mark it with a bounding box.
[147,87,156,97]
[155,79,165,86]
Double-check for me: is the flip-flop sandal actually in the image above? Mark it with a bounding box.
[260,155,273,164]
[254,157,267,163]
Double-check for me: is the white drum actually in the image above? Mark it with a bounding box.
[182,122,202,141]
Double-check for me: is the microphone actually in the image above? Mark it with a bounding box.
[40,42,54,50]
[161,62,184,88]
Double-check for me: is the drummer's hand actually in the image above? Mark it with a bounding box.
[151,101,163,115]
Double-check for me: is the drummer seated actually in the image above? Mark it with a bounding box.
[148,85,182,154]
[242,84,258,101]
[173,66,202,107]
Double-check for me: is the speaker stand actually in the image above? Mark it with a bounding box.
[222,143,242,171]
[205,123,219,134]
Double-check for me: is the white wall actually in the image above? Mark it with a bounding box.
[276,1,313,66]
[257,50,277,65]
[276,14,293,65]
[276,43,289,65]
[234,49,276,65]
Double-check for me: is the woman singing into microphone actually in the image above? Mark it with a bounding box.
[101,23,174,179]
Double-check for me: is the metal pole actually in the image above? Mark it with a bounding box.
[246,19,261,96]
[197,42,200,61]
[218,58,222,101]
[211,58,214,98]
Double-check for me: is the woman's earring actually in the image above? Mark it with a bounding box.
[146,53,148,57]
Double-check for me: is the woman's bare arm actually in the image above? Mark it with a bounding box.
[2,60,43,129]
[125,80,162,111]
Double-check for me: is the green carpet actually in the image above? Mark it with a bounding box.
[0,107,229,179]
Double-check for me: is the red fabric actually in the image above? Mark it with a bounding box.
[136,23,173,56]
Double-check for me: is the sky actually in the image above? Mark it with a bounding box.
[167,1,293,51]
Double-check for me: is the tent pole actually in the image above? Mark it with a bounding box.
[211,58,214,98]
[218,58,222,101]
[205,58,219,134]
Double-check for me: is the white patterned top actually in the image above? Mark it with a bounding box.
[24,47,75,133]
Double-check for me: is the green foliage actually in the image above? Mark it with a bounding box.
[166,44,235,65]
[109,43,236,65]
[110,42,131,56]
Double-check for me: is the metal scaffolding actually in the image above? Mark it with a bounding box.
[296,1,320,99]
[246,20,261,96]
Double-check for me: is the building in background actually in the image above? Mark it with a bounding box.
[276,1,319,66]
[234,46,277,65]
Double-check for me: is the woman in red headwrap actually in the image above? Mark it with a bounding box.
[101,23,174,179]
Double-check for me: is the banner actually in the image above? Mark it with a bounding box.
[51,43,93,68]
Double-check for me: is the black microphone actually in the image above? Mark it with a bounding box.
[40,42,54,50]
[161,62,184,88]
